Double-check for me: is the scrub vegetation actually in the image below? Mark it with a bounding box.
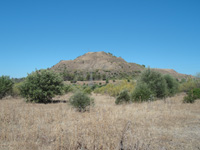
[1,67,200,149]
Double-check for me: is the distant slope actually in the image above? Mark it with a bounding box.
[51,51,191,80]
[152,68,192,79]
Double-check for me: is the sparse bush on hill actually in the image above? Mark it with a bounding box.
[139,68,168,98]
[20,69,64,103]
[164,74,179,96]
[0,76,14,99]
[69,91,94,112]
[115,90,131,104]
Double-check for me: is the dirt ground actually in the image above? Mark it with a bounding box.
[0,93,200,150]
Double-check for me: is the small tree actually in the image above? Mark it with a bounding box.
[69,91,94,112]
[164,75,179,96]
[115,90,131,104]
[20,69,64,103]
[140,68,168,98]
[0,76,14,99]
[131,83,154,102]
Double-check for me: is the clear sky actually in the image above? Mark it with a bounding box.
[0,0,199,78]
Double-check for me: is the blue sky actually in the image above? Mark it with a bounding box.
[0,0,199,78]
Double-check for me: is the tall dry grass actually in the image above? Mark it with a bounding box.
[0,93,200,150]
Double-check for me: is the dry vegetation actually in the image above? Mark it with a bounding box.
[1,93,200,150]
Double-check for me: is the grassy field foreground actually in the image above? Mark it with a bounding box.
[0,93,200,150]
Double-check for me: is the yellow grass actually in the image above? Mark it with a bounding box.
[0,93,200,150]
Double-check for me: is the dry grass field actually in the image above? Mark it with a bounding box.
[0,93,200,150]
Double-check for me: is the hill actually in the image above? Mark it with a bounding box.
[152,68,192,79]
[51,52,145,80]
[51,51,191,80]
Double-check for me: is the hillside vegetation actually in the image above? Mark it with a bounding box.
[51,52,191,82]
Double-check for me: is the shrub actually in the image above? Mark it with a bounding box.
[131,83,154,102]
[183,94,195,103]
[83,86,92,94]
[179,78,197,92]
[63,84,73,93]
[70,80,77,84]
[94,80,135,97]
[164,75,179,96]
[191,88,200,99]
[115,90,131,104]
[12,82,23,97]
[106,79,109,84]
[183,88,200,103]
[0,76,14,99]
[20,69,64,103]
[140,69,168,98]
[69,91,94,112]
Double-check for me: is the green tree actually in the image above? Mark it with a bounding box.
[139,68,168,98]
[163,75,179,96]
[20,69,64,103]
[0,76,14,99]
[131,83,154,102]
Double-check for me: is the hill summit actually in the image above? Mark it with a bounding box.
[51,51,144,79]
[51,51,190,80]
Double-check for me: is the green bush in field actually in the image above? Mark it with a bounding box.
[131,83,154,102]
[183,95,195,103]
[140,68,168,98]
[0,76,14,99]
[12,82,24,97]
[191,88,200,99]
[20,69,64,103]
[183,88,200,103]
[115,90,131,104]
[69,91,94,112]
[163,75,179,96]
